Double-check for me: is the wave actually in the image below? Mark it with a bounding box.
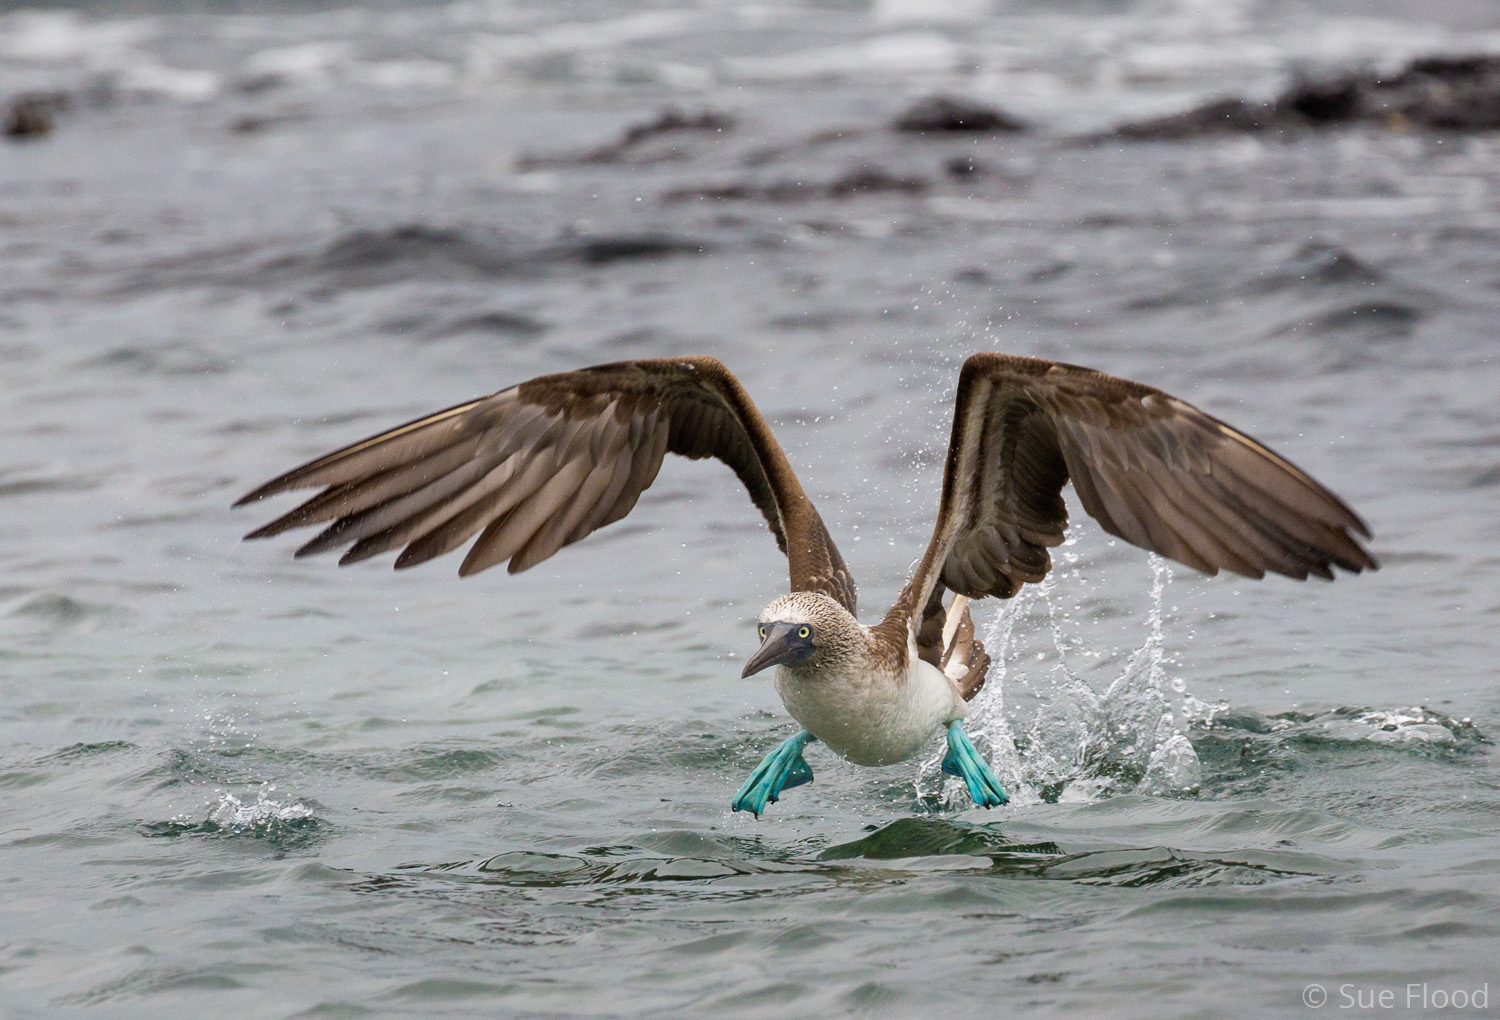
[117,225,713,293]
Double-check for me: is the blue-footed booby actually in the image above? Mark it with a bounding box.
[237,354,1376,815]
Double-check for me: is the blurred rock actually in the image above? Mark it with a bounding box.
[893,95,1026,134]
[518,107,735,168]
[1100,53,1500,141]
[664,165,928,202]
[614,107,734,150]
[229,107,310,134]
[4,91,70,141]
[1380,54,1500,130]
[1109,98,1278,141]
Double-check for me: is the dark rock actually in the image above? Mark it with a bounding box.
[4,91,69,140]
[1386,54,1500,130]
[615,107,734,149]
[893,95,1026,134]
[1110,97,1280,141]
[1409,54,1500,76]
[1101,52,1500,141]
[739,127,869,169]
[663,167,928,203]
[230,108,309,134]
[1278,77,1363,125]
[519,107,735,169]
[572,234,707,264]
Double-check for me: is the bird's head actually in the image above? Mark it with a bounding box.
[741,591,858,678]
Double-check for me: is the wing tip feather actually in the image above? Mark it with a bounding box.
[234,471,315,508]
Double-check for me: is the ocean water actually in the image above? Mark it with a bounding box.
[2,1,1499,1017]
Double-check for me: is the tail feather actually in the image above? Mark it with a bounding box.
[940,595,990,701]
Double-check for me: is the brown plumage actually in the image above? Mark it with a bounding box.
[871,353,1375,677]
[238,353,1375,699]
[237,357,856,611]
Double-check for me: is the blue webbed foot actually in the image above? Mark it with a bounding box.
[942,721,1008,808]
[731,729,815,817]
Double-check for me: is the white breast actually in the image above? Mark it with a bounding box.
[773,633,967,767]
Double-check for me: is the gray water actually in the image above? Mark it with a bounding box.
[3,1,1500,1017]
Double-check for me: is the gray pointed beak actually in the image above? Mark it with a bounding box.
[742,622,805,678]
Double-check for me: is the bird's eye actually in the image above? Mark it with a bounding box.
[758,625,767,639]
[797,625,811,639]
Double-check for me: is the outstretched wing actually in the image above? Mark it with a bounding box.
[883,352,1376,660]
[236,357,856,612]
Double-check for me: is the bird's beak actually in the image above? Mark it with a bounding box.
[742,622,803,678]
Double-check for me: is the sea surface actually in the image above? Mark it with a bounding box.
[2,1,1499,1017]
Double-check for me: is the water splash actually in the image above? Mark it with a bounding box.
[918,554,1206,808]
[141,784,321,849]
[206,784,315,831]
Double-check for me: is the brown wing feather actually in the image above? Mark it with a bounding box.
[881,352,1376,666]
[236,357,857,612]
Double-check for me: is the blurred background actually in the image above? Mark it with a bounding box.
[3,1,1499,1018]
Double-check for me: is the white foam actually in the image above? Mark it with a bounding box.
[466,9,701,80]
[208,785,314,830]
[728,31,961,81]
[1321,707,1461,746]
[0,10,147,63]
[351,59,458,90]
[114,62,220,102]
[243,42,354,87]
[874,0,988,27]
[0,10,218,101]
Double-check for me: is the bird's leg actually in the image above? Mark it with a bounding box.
[942,721,1009,808]
[731,729,815,817]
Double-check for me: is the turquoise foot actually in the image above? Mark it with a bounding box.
[941,721,1009,808]
[731,729,815,817]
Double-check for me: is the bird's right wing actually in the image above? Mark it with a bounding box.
[236,357,857,612]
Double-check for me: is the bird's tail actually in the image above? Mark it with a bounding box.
[940,595,990,701]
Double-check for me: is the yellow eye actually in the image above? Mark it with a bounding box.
[758,625,767,639]
[797,626,811,639]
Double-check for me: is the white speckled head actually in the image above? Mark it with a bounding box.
[744,591,865,677]
[757,591,853,629]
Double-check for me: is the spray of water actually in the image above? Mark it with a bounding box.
[917,554,1206,808]
[206,784,315,831]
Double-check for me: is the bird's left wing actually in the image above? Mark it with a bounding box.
[881,352,1376,666]
[236,357,856,610]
